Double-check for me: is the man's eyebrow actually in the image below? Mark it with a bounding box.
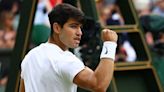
[69,23,82,26]
[69,23,81,25]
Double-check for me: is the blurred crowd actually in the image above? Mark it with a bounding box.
[94,0,164,63]
[96,0,124,27]
[0,0,20,49]
[0,0,21,89]
[133,0,164,57]
[0,0,62,49]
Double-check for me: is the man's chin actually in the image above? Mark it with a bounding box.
[70,44,79,48]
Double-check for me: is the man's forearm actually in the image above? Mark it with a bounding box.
[93,41,117,91]
[94,58,114,91]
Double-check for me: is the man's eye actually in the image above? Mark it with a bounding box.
[70,25,77,28]
[70,25,80,29]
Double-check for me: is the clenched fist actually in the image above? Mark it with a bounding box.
[101,29,118,42]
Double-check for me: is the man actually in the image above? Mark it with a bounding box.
[20,3,118,92]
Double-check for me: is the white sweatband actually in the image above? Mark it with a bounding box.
[100,41,117,60]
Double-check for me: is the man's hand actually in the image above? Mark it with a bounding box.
[101,29,118,42]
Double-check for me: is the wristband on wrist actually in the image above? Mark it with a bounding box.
[100,41,117,60]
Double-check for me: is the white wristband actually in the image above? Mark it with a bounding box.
[100,41,117,60]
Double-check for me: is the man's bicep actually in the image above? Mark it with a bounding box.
[73,67,97,91]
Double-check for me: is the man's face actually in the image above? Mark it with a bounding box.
[59,18,82,48]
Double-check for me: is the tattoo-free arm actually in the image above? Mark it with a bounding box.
[19,79,25,92]
[73,58,114,92]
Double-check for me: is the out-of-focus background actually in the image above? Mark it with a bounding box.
[0,0,164,92]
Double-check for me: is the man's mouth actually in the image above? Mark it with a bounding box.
[74,38,81,43]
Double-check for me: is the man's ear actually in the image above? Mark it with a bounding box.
[53,23,61,34]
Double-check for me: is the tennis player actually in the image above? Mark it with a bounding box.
[19,3,118,92]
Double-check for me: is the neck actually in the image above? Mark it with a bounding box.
[48,34,68,51]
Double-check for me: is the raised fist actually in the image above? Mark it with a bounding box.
[101,29,118,42]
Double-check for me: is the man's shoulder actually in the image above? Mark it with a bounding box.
[25,43,46,58]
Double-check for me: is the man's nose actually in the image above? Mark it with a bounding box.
[77,28,82,36]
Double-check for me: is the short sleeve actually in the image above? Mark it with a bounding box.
[21,53,31,79]
[60,57,85,83]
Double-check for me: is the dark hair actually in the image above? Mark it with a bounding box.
[48,3,85,35]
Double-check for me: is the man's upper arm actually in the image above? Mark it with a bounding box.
[19,79,25,92]
[73,59,114,92]
[73,67,97,91]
